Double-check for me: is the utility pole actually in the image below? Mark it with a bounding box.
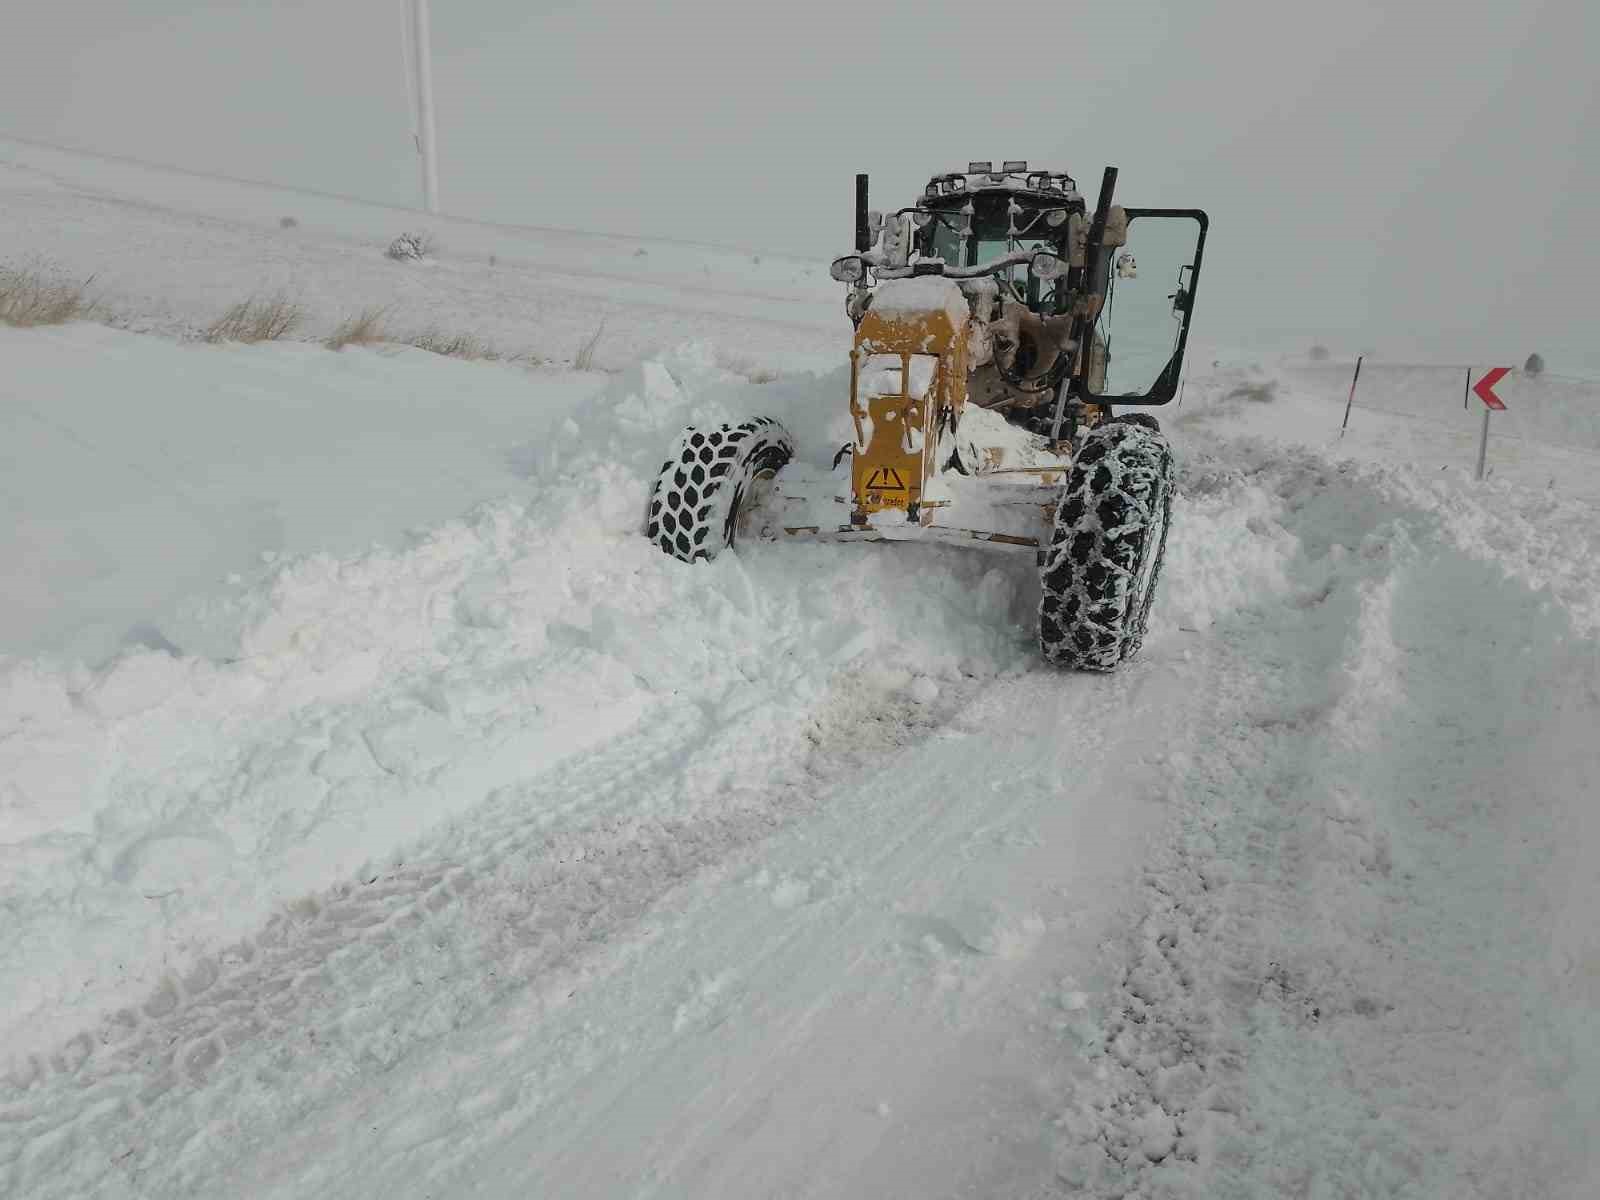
[409,0,439,213]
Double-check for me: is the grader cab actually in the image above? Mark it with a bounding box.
[645,162,1208,670]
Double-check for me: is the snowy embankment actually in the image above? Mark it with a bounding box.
[3,145,1599,1196]
[0,323,608,663]
[0,135,839,368]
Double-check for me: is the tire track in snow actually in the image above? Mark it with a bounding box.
[0,702,698,1194]
[0,672,974,1199]
[1044,452,1600,1198]
[1045,457,1398,1194]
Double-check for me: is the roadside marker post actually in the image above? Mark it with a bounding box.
[1472,367,1510,481]
[1339,355,1364,437]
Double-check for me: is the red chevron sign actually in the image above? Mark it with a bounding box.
[1473,367,1509,411]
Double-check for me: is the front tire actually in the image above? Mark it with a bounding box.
[645,418,794,562]
[1038,417,1174,670]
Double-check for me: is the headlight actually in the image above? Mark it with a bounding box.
[830,255,866,283]
[1029,252,1068,281]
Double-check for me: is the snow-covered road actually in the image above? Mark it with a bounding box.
[8,441,1596,1198]
[3,143,1598,1198]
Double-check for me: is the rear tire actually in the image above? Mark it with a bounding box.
[1038,417,1174,670]
[645,418,794,562]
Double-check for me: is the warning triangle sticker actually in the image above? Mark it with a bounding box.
[865,467,908,491]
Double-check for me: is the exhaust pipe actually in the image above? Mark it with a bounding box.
[1052,165,1119,442]
[855,174,871,253]
[1082,166,1118,290]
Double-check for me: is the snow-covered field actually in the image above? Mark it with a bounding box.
[3,141,1597,1199]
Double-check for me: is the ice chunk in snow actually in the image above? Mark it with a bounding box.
[945,897,1041,958]
[1132,1105,1178,1162]
[82,650,189,719]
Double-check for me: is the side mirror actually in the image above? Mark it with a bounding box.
[1077,209,1207,404]
[830,255,867,283]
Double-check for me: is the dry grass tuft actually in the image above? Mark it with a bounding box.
[404,328,494,359]
[574,319,606,371]
[325,307,390,350]
[400,327,542,365]
[204,295,303,344]
[0,266,96,328]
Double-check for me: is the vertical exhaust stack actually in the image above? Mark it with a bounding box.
[1082,166,1118,287]
[1052,165,1119,442]
[855,174,871,253]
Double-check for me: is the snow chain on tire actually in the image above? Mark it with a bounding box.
[1038,416,1175,670]
[646,418,795,562]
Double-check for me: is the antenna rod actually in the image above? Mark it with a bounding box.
[411,0,439,212]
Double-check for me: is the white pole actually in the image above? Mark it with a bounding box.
[1475,407,1491,480]
[411,0,439,213]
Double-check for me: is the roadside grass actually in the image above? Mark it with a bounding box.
[203,295,303,344]
[326,307,391,351]
[0,265,97,328]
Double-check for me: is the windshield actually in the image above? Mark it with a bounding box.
[920,197,1070,306]
[927,214,964,265]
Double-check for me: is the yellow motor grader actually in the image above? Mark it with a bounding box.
[645,163,1207,670]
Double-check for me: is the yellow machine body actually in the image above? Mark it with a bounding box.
[848,301,970,522]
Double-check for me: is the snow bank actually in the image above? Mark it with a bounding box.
[0,336,1042,1061]
[0,323,610,664]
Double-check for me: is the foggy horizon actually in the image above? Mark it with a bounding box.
[5,0,1596,368]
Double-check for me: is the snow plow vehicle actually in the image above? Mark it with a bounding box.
[645,163,1207,670]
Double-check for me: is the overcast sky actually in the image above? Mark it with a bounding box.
[5,1,1596,367]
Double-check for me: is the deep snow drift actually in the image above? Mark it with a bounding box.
[2,143,1598,1199]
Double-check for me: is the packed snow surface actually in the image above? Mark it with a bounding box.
[2,142,1598,1199]
[867,275,971,328]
